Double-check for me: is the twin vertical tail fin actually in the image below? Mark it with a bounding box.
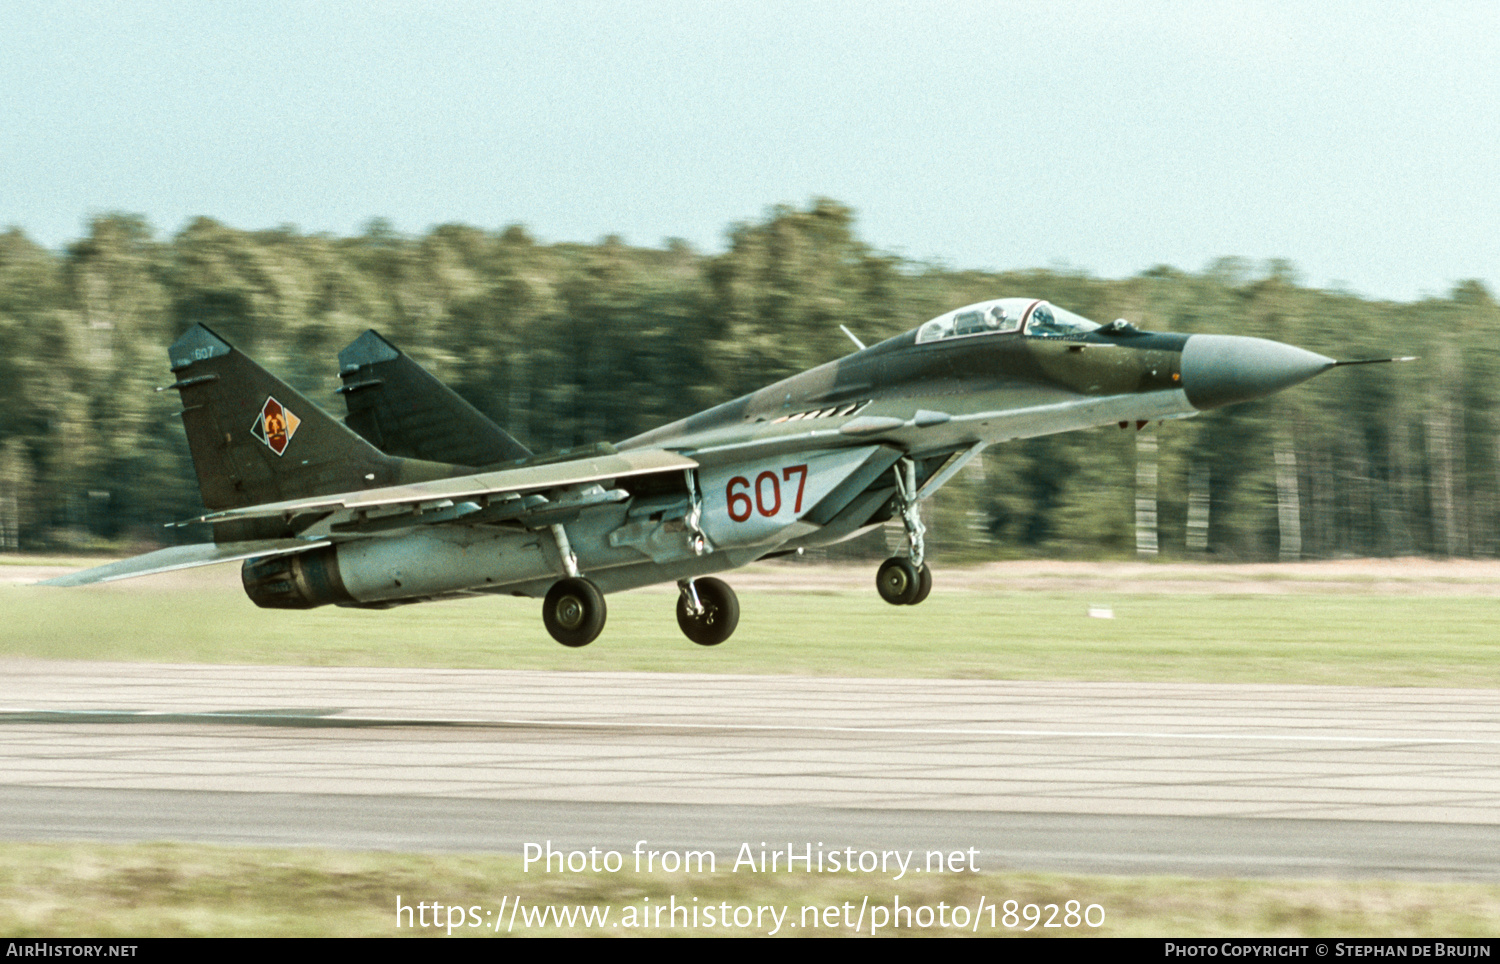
[336,330,532,468]
[166,326,418,536]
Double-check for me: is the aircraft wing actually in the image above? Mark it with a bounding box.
[186,448,698,528]
[37,538,332,587]
[43,449,698,588]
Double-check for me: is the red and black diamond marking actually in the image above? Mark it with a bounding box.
[250,396,301,456]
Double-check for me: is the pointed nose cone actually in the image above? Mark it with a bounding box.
[1181,335,1336,410]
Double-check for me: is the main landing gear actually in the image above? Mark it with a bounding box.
[543,525,607,647]
[676,577,739,646]
[543,481,740,649]
[543,577,607,647]
[877,456,933,606]
[877,556,932,606]
[542,575,741,648]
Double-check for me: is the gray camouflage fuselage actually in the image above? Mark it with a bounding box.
[48,297,1344,623]
[253,299,1339,606]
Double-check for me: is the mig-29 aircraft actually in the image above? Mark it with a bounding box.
[45,298,1401,647]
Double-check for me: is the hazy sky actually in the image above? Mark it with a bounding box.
[4,1,1497,302]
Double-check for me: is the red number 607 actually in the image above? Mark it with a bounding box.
[726,465,807,522]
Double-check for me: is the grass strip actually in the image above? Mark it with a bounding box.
[2,842,1498,938]
[5,579,1498,686]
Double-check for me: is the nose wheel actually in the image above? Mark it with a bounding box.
[877,556,932,606]
[544,577,607,647]
[676,577,739,646]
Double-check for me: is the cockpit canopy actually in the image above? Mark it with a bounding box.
[914,298,1101,345]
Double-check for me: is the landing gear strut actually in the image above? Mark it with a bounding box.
[544,577,606,647]
[676,577,739,646]
[877,458,933,606]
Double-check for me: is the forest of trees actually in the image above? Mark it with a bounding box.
[1,199,1495,562]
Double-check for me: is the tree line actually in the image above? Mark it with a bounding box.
[1,200,1494,562]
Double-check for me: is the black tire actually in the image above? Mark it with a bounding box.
[909,563,933,605]
[676,577,739,646]
[876,557,920,605]
[543,578,606,647]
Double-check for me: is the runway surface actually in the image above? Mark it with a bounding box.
[2,660,1499,879]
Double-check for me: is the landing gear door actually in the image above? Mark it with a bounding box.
[698,447,879,548]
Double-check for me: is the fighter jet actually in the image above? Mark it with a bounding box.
[44,297,1403,646]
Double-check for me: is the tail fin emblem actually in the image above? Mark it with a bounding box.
[251,396,301,456]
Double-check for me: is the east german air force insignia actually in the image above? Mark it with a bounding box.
[251,396,301,456]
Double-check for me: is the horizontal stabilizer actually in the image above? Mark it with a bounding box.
[36,539,331,587]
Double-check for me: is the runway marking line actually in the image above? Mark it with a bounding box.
[2,709,1497,746]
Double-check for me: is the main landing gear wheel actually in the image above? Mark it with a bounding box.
[911,561,933,605]
[877,557,931,606]
[676,577,739,646]
[544,577,606,647]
